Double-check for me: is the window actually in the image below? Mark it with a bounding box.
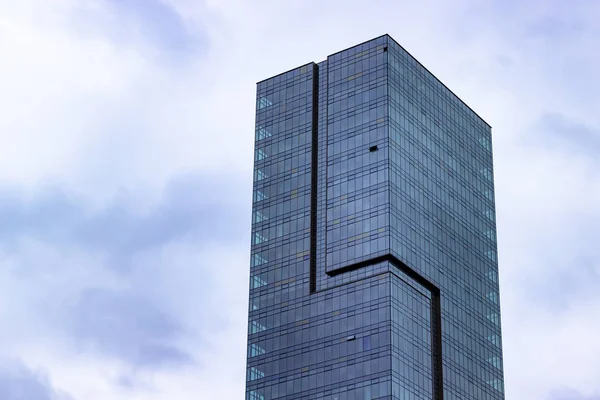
[255,149,268,161]
[487,334,501,347]
[483,189,494,201]
[485,250,497,262]
[485,229,496,242]
[251,253,267,267]
[486,292,499,304]
[250,275,267,289]
[249,343,266,357]
[255,169,267,181]
[253,232,267,245]
[257,97,272,109]
[253,190,267,202]
[485,271,498,283]
[479,137,491,151]
[488,356,502,370]
[487,379,504,393]
[250,320,266,334]
[247,367,264,381]
[487,312,500,326]
[253,211,268,223]
[248,391,264,400]
[256,126,271,140]
[480,168,493,181]
[363,335,371,351]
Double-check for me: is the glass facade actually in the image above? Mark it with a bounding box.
[247,35,504,400]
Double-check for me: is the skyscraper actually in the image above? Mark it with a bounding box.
[246,34,504,400]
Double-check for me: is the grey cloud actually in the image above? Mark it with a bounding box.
[69,0,209,61]
[67,288,191,368]
[495,54,515,68]
[0,172,246,371]
[526,254,600,314]
[528,113,600,156]
[484,0,593,37]
[526,16,585,40]
[0,360,71,400]
[77,173,249,269]
[110,0,204,53]
[0,173,249,270]
[548,388,600,400]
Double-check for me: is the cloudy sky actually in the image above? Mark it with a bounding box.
[0,0,599,399]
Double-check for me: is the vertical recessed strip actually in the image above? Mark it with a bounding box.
[431,288,443,400]
[309,63,319,293]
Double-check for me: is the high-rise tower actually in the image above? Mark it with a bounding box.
[246,34,504,400]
